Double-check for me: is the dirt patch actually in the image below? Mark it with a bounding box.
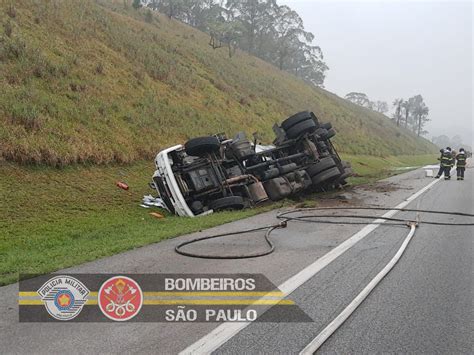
[358,182,414,193]
[294,190,365,208]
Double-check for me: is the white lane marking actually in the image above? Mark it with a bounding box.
[179,176,443,355]
[299,223,417,354]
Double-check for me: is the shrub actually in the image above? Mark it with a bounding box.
[0,37,26,60]
[4,21,12,37]
[9,102,41,131]
[6,4,16,18]
[95,62,104,74]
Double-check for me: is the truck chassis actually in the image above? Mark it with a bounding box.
[151,111,352,217]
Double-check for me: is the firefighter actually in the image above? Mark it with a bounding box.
[435,147,454,179]
[456,148,467,180]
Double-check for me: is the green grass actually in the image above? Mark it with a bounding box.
[341,154,438,185]
[0,154,437,286]
[0,0,437,166]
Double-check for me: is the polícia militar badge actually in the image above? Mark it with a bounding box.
[37,275,89,321]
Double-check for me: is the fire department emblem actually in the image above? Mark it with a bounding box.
[98,276,143,321]
[37,275,89,321]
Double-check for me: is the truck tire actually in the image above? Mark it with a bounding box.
[185,136,220,157]
[314,128,328,138]
[321,122,332,130]
[342,167,354,178]
[336,167,353,186]
[338,161,353,179]
[210,196,245,211]
[281,111,312,130]
[286,119,317,139]
[306,157,337,177]
[311,167,341,186]
[325,128,336,139]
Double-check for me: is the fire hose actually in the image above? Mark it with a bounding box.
[175,206,474,259]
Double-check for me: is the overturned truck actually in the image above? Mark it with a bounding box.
[150,111,352,217]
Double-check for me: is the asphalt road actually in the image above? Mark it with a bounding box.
[1,166,472,354]
[217,168,473,354]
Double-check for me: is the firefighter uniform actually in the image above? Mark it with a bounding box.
[435,148,454,179]
[456,149,467,180]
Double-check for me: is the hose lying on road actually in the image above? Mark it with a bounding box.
[299,222,418,354]
[175,207,474,259]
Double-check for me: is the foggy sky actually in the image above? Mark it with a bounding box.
[281,0,473,146]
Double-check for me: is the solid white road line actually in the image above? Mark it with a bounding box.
[179,176,443,355]
[299,223,417,354]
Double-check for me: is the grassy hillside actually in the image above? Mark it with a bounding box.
[0,0,436,166]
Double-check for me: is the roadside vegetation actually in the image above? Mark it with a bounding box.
[0,154,436,286]
[0,0,436,166]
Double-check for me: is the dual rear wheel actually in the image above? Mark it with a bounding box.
[281,112,336,140]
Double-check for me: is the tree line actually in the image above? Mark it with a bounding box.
[133,0,328,87]
[432,135,471,152]
[345,92,429,137]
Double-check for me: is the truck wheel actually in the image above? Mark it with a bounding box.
[210,196,245,211]
[286,119,317,139]
[311,167,341,186]
[281,111,313,130]
[342,167,354,179]
[314,128,328,138]
[336,167,353,186]
[306,157,337,177]
[321,122,332,130]
[325,128,336,139]
[185,136,220,157]
[341,161,351,169]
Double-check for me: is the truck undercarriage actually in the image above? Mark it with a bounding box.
[151,111,352,217]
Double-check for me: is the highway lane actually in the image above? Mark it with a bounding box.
[0,167,472,353]
[215,168,473,354]
[316,168,473,354]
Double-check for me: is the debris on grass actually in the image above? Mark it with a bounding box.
[141,195,168,210]
[149,212,165,219]
[116,181,129,190]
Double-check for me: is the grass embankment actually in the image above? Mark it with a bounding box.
[0,154,436,286]
[342,154,438,184]
[0,0,436,166]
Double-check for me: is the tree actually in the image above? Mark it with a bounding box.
[413,103,429,136]
[345,92,370,107]
[272,5,306,69]
[392,98,403,126]
[144,0,328,86]
[373,100,388,114]
[409,95,429,136]
[432,135,451,148]
[401,99,412,129]
[432,135,468,150]
[146,0,185,18]
[226,0,273,54]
